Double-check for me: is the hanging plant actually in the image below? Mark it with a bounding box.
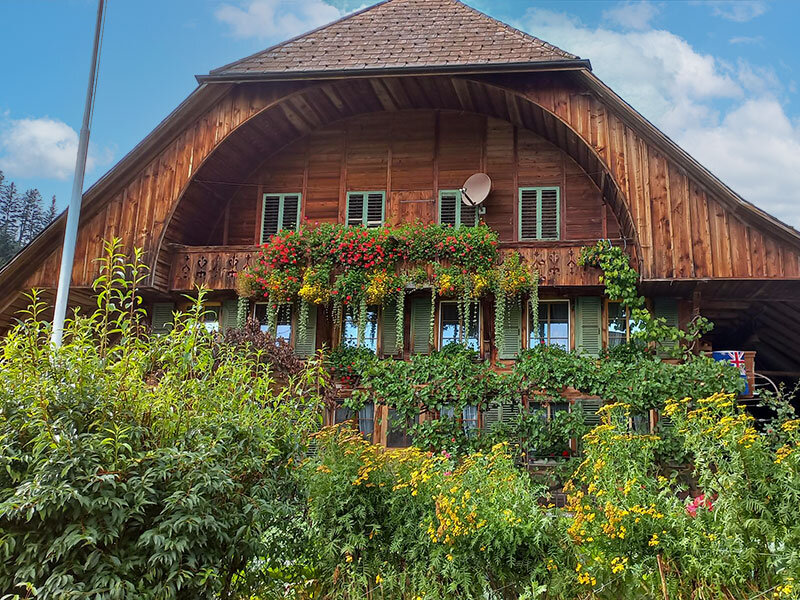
[529,269,540,345]
[429,286,436,348]
[297,299,310,343]
[394,286,405,353]
[493,252,536,351]
[365,269,398,305]
[236,296,249,328]
[357,296,368,347]
[298,265,331,306]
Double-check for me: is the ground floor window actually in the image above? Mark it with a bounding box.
[440,404,479,436]
[386,408,415,448]
[607,300,631,348]
[342,306,379,352]
[439,301,480,351]
[530,300,569,349]
[358,402,375,440]
[203,306,220,333]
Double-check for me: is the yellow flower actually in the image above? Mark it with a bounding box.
[375,574,383,584]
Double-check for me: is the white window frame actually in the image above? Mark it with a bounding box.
[529,299,571,350]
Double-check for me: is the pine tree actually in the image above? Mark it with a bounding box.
[0,170,57,268]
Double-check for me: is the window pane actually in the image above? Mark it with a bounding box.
[462,405,478,437]
[343,307,379,353]
[386,408,413,448]
[335,405,354,424]
[533,302,569,349]
[358,403,374,439]
[608,301,629,347]
[439,302,479,350]
[275,305,292,341]
[551,302,569,321]
[440,405,456,419]
[203,307,220,332]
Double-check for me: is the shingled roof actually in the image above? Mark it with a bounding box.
[201,0,585,81]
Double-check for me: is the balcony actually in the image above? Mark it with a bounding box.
[167,243,603,291]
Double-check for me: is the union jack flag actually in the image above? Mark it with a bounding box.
[712,351,749,395]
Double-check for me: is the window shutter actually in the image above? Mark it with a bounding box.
[347,193,364,226]
[439,192,458,226]
[221,299,239,331]
[151,302,174,334]
[483,403,500,430]
[658,412,674,430]
[500,401,521,426]
[654,298,680,356]
[281,194,301,231]
[498,303,522,360]
[366,192,385,227]
[261,195,281,242]
[460,202,478,227]
[410,297,432,355]
[294,305,317,358]
[540,188,560,239]
[381,302,399,356]
[575,297,602,357]
[579,398,602,428]
[519,188,538,240]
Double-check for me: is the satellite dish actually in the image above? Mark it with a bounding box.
[461,173,491,207]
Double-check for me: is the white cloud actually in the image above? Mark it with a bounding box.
[729,35,763,45]
[602,1,660,30]
[0,117,110,181]
[215,0,342,40]
[705,1,767,22]
[517,9,800,227]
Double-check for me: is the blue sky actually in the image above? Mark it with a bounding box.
[1,0,799,226]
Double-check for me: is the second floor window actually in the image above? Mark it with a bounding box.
[439,190,478,228]
[260,193,301,243]
[342,306,379,352]
[346,191,385,227]
[530,300,569,350]
[519,186,560,240]
[255,303,292,342]
[439,301,480,351]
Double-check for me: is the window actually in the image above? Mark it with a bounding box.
[441,404,479,437]
[519,187,560,240]
[342,306,379,352]
[255,303,293,342]
[346,191,385,227]
[334,405,354,425]
[260,193,301,243]
[607,301,630,348]
[203,306,220,333]
[386,408,414,448]
[439,301,480,351]
[439,190,478,228]
[530,301,569,350]
[358,402,375,440]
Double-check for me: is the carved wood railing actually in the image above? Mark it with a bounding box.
[167,243,603,291]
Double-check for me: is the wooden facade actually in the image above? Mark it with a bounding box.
[1,0,799,379]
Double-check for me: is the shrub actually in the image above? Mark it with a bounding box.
[0,241,325,599]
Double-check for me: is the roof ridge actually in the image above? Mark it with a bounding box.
[206,0,580,78]
[209,0,394,75]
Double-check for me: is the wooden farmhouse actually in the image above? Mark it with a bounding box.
[2,0,799,419]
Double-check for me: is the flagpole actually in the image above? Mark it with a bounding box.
[51,0,105,347]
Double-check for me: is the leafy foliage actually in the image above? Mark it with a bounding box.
[0,240,326,599]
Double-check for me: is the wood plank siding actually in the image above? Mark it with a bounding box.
[3,72,799,327]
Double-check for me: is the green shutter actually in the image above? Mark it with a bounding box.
[410,297,432,355]
[498,303,522,360]
[381,302,399,356]
[579,398,603,428]
[483,403,500,430]
[439,191,458,226]
[294,305,317,358]
[575,297,602,357]
[654,298,680,357]
[261,193,301,243]
[347,191,385,227]
[518,187,560,240]
[500,401,521,425]
[221,299,239,331]
[151,302,175,334]
[366,192,385,227]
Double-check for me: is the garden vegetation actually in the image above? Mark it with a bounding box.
[0,239,798,599]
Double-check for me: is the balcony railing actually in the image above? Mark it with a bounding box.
[167,243,602,291]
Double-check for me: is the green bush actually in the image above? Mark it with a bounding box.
[0,241,325,599]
